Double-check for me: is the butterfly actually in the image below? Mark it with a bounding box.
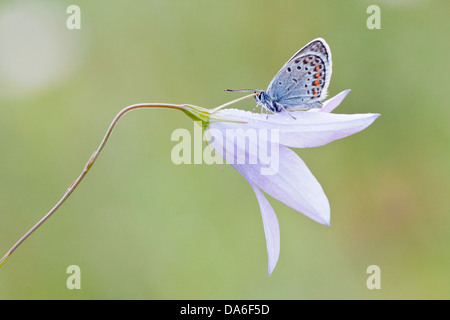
[227,38,332,118]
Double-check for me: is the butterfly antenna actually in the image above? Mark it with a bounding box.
[225,89,260,93]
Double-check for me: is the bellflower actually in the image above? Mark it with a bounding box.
[0,88,378,274]
[207,89,379,275]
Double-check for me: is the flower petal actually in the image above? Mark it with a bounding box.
[251,184,280,276]
[208,124,330,225]
[238,145,330,225]
[213,108,380,149]
[277,112,380,148]
[320,89,351,113]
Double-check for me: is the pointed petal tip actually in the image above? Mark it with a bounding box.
[316,214,330,226]
[251,185,280,278]
[267,250,280,276]
[268,257,278,276]
[321,89,352,113]
[339,89,352,99]
[366,113,381,124]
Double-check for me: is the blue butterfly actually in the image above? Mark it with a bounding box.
[227,38,332,117]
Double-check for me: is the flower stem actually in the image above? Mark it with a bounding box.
[0,92,257,268]
[0,103,191,267]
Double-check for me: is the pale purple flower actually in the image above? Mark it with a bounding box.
[207,90,379,275]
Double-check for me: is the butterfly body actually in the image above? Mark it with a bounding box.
[254,91,282,113]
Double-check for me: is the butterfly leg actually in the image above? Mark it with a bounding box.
[265,108,277,119]
[252,103,263,113]
[280,105,297,120]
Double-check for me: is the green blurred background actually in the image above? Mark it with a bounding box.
[0,0,448,299]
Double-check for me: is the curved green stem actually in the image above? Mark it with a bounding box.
[0,94,256,268]
[1,103,190,267]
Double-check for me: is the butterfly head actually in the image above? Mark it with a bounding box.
[225,88,277,112]
[254,90,271,106]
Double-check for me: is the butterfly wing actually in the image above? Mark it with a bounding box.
[266,38,332,110]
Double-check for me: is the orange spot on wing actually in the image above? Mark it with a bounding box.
[314,80,320,86]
